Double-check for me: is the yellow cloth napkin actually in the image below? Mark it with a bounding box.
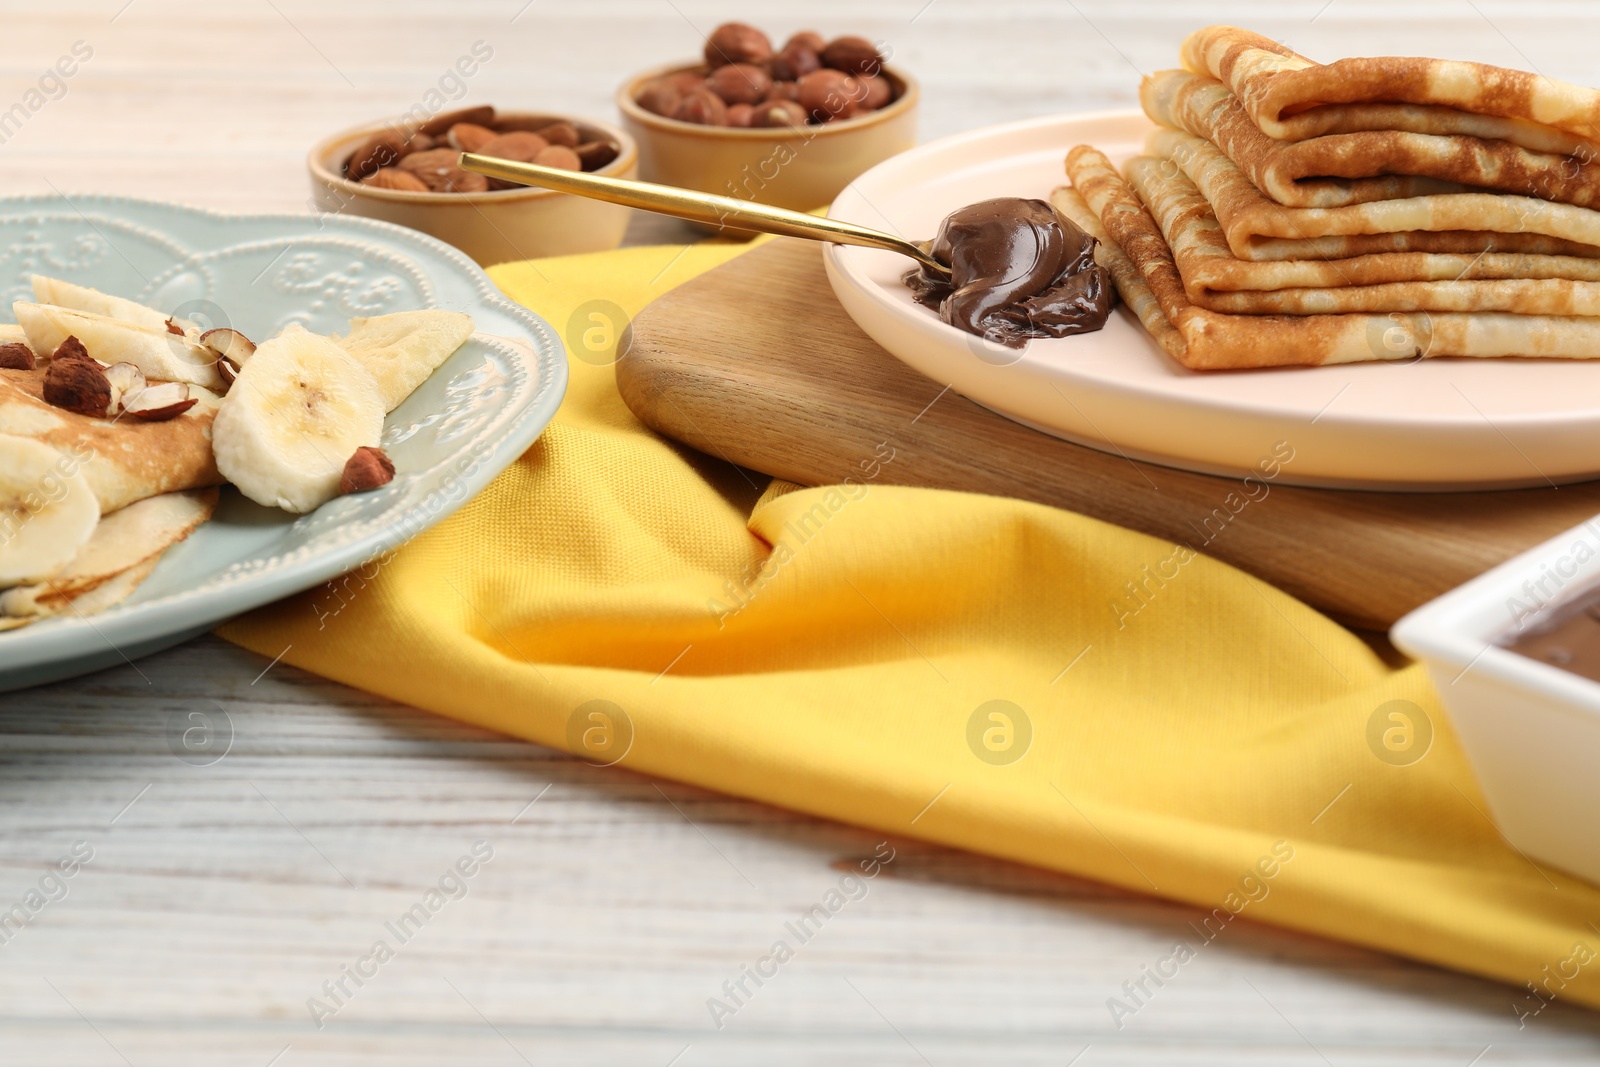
[221,240,1600,1018]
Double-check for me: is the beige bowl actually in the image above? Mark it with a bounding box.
[307,112,638,267]
[616,63,919,217]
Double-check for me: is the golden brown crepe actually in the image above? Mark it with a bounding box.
[1062,145,1600,370]
[1142,69,1600,209]
[0,367,224,513]
[1180,25,1600,153]
[1146,129,1600,262]
[1119,154,1600,314]
[0,489,216,621]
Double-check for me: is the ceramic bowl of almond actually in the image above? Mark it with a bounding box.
[308,105,638,266]
[617,23,919,219]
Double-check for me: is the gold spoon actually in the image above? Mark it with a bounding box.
[457,152,951,277]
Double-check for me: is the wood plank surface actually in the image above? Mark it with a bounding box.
[620,240,1600,631]
[6,3,1600,1064]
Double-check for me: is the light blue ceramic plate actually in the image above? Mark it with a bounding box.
[0,196,567,692]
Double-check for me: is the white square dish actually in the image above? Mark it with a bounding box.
[1392,515,1600,884]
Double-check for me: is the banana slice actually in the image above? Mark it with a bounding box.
[0,489,215,618]
[13,302,223,390]
[0,433,100,584]
[30,275,197,335]
[212,324,384,513]
[334,310,473,412]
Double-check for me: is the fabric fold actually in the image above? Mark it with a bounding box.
[220,238,1600,1011]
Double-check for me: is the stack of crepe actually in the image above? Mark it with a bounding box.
[1056,25,1600,369]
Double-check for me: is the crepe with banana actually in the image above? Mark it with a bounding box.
[0,276,475,630]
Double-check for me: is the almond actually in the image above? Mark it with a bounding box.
[339,446,395,494]
[0,343,35,370]
[533,145,582,171]
[416,105,495,137]
[575,140,620,170]
[346,129,409,180]
[478,130,548,163]
[363,167,431,192]
[43,351,111,416]
[446,122,497,153]
[398,148,490,193]
[534,121,580,148]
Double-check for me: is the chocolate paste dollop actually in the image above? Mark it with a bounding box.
[904,197,1114,349]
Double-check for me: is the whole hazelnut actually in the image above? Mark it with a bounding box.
[753,99,809,129]
[785,30,826,54]
[533,145,582,171]
[765,80,799,102]
[706,63,772,106]
[705,22,772,68]
[665,70,709,93]
[672,88,729,126]
[768,42,821,82]
[857,74,893,111]
[726,103,756,128]
[797,69,861,123]
[0,342,34,370]
[636,79,682,116]
[821,35,884,77]
[43,350,111,417]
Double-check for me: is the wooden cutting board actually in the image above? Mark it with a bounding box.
[619,240,1600,631]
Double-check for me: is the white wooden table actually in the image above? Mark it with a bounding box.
[4,2,1600,1063]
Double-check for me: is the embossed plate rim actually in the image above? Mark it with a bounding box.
[0,194,568,689]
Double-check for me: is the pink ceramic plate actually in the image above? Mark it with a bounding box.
[824,110,1600,491]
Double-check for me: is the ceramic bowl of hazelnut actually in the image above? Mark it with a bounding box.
[308,105,638,267]
[616,23,919,223]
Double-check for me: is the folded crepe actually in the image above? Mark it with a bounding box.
[1061,145,1600,369]
[1180,25,1600,155]
[0,489,216,622]
[0,367,223,513]
[1142,69,1600,209]
[1121,154,1600,315]
[1148,129,1600,261]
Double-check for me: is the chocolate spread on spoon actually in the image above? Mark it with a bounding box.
[904,197,1114,349]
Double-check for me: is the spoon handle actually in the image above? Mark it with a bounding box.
[457,152,949,275]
